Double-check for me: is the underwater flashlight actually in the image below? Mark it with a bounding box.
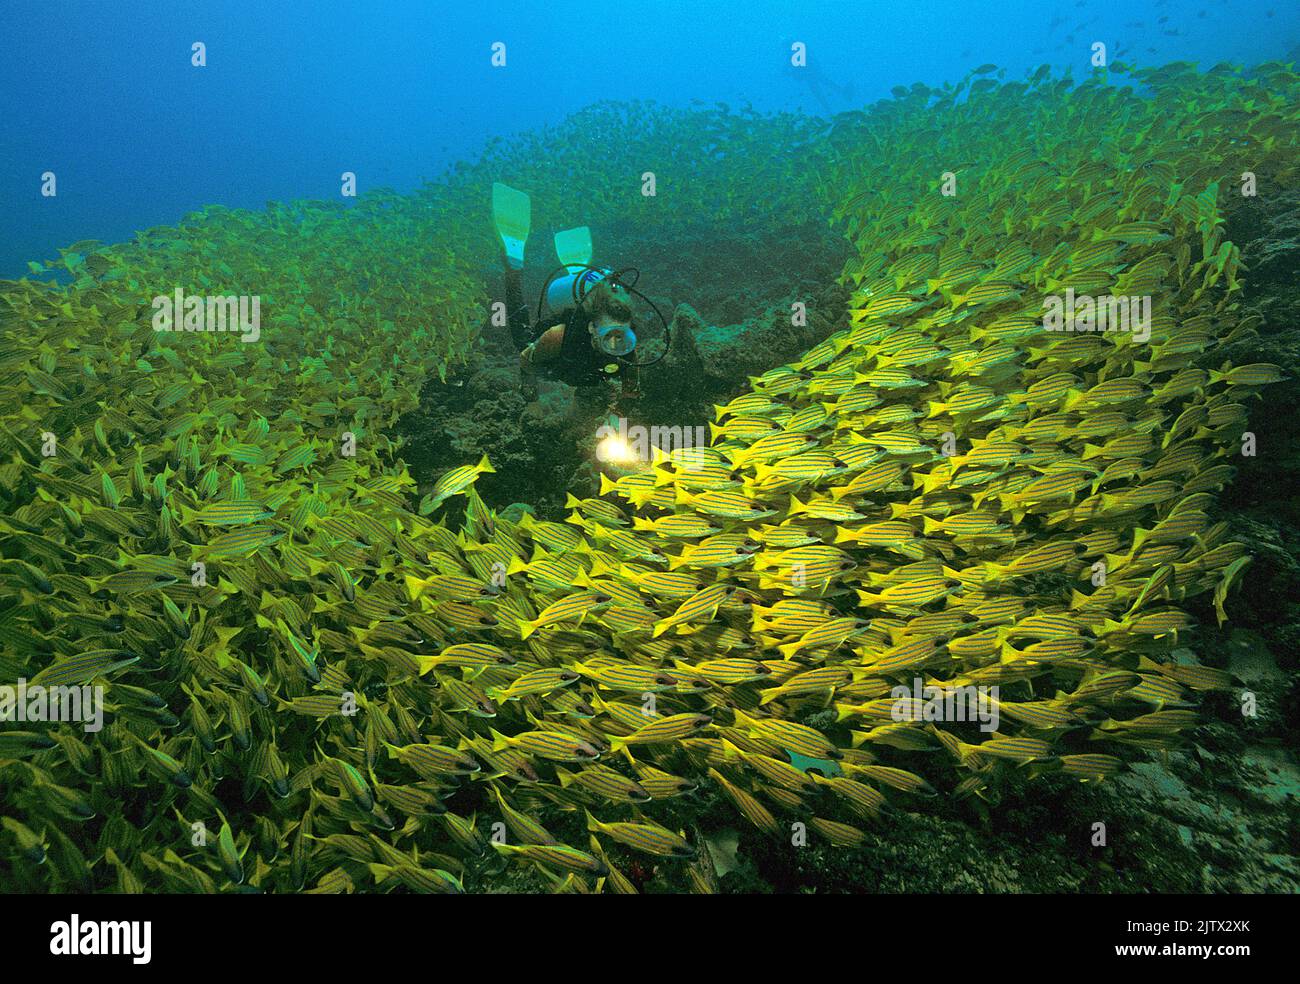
[596,432,639,465]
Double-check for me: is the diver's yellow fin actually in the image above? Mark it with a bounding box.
[554,226,593,268]
[492,183,531,269]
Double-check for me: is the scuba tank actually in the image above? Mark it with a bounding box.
[545,264,612,312]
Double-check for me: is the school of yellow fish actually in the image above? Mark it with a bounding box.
[0,61,1295,892]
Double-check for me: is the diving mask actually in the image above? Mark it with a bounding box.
[595,323,637,358]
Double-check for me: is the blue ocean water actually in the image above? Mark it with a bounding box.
[2,0,1296,278]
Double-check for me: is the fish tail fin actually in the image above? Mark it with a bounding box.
[367,862,397,883]
[920,471,947,494]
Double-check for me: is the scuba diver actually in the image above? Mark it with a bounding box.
[491,183,667,406]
